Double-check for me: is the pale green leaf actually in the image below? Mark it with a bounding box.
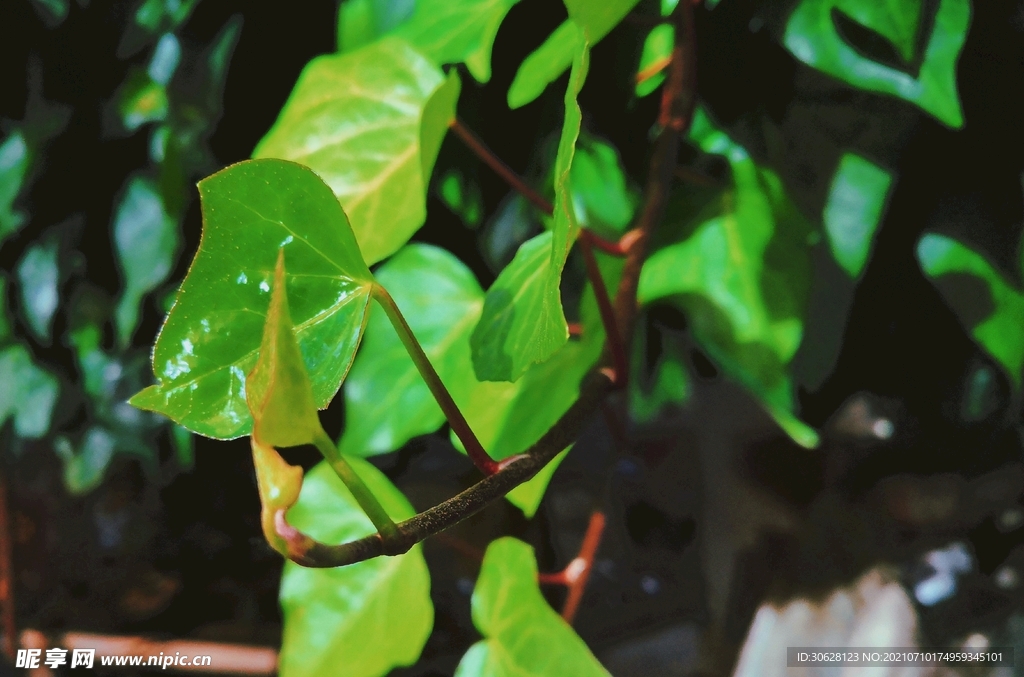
[571,136,638,235]
[254,38,460,266]
[17,240,59,341]
[113,176,179,347]
[455,537,610,677]
[783,0,970,127]
[823,153,893,278]
[131,159,374,439]
[0,344,59,438]
[279,458,432,677]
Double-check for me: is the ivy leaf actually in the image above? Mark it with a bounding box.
[339,244,484,458]
[253,38,461,266]
[246,251,324,448]
[783,0,970,128]
[629,318,690,424]
[17,240,59,341]
[638,108,819,448]
[54,427,116,495]
[279,459,432,677]
[113,176,180,347]
[822,153,894,278]
[336,0,417,52]
[917,233,1024,387]
[130,159,374,440]
[0,344,59,438]
[507,0,639,109]
[455,537,609,677]
[635,23,674,98]
[472,35,589,382]
[571,136,638,236]
[0,132,31,244]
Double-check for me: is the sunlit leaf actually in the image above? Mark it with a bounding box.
[0,132,31,244]
[638,108,819,448]
[822,153,893,278]
[17,240,59,341]
[455,537,610,677]
[472,35,589,382]
[783,0,970,127]
[336,0,417,52]
[571,136,637,236]
[254,38,460,266]
[131,159,374,439]
[251,439,304,556]
[246,252,324,448]
[280,459,432,677]
[635,23,674,98]
[55,427,116,495]
[0,344,59,438]
[113,176,179,347]
[339,244,484,458]
[507,0,639,109]
[917,233,1024,387]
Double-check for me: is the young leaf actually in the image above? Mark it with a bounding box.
[251,439,304,557]
[783,0,970,128]
[638,108,819,448]
[472,34,589,382]
[0,131,31,244]
[0,344,59,438]
[246,252,324,448]
[822,153,894,278]
[253,38,461,266]
[917,233,1024,387]
[113,176,180,347]
[394,0,522,83]
[455,537,610,677]
[507,0,639,109]
[17,240,59,341]
[339,244,484,458]
[131,159,374,440]
[279,459,432,677]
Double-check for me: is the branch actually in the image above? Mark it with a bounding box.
[278,5,698,569]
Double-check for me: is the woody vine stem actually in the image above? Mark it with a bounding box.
[275,3,697,569]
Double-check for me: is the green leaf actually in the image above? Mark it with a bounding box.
[339,244,484,458]
[30,0,69,27]
[629,319,690,424]
[455,537,610,677]
[279,458,432,677]
[55,427,116,495]
[117,69,169,132]
[336,0,417,52]
[0,131,31,244]
[134,0,199,33]
[917,233,1024,387]
[0,344,59,438]
[635,23,674,98]
[783,0,970,127]
[507,0,639,109]
[438,169,483,228]
[113,176,180,347]
[0,277,10,342]
[394,0,521,83]
[253,38,461,266]
[638,108,819,448]
[131,159,374,439]
[822,153,893,278]
[472,35,589,382]
[17,240,59,341]
[246,252,324,448]
[571,136,638,235]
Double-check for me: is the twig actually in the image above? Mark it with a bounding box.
[449,118,554,216]
[636,55,673,85]
[0,476,14,659]
[578,232,628,386]
[538,511,607,624]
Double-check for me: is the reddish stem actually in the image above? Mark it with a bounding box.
[578,233,628,387]
[450,118,554,216]
[0,477,14,659]
[636,55,673,85]
[581,228,642,257]
[567,322,583,338]
[538,511,607,624]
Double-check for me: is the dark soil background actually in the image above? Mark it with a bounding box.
[1,0,1023,675]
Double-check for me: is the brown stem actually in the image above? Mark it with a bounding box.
[636,55,673,85]
[578,232,628,386]
[450,118,554,216]
[0,476,14,659]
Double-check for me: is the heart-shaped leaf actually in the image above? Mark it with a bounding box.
[783,0,970,128]
[472,33,589,382]
[131,159,374,439]
[638,108,819,448]
[279,458,432,677]
[917,233,1024,387]
[454,537,609,677]
[253,37,460,266]
[822,153,894,278]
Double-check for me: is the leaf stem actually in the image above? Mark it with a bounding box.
[541,511,606,625]
[312,428,399,542]
[449,117,554,216]
[371,283,499,475]
[578,232,629,386]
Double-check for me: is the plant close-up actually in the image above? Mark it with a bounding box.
[1,0,1024,675]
